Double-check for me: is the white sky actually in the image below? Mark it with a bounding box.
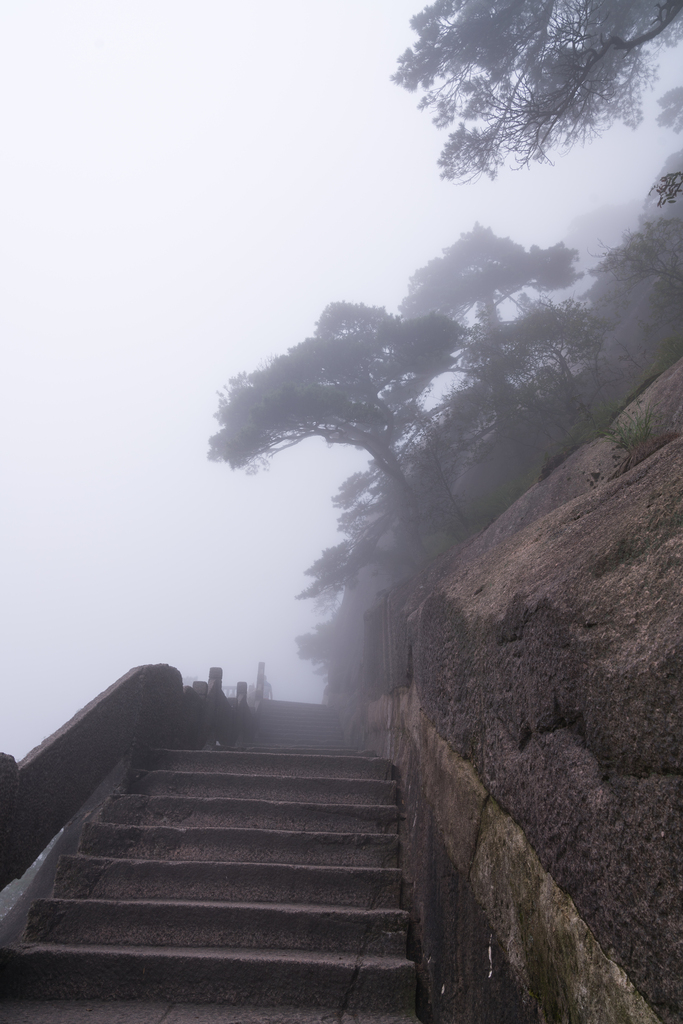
[1,1,681,760]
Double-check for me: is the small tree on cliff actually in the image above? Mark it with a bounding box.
[598,217,683,330]
[651,90,683,204]
[209,301,463,568]
[456,298,614,454]
[400,224,581,320]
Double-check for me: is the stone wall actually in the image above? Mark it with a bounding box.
[0,663,186,890]
[338,360,683,1024]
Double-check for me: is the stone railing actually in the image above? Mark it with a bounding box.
[0,661,274,893]
[0,663,226,892]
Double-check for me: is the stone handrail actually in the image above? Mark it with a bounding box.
[0,663,207,891]
[0,659,273,893]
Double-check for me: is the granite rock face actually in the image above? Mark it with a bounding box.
[352,359,683,1023]
[364,686,661,1024]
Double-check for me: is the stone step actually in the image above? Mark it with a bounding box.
[259,699,334,708]
[254,725,343,733]
[254,721,342,729]
[257,708,342,722]
[54,855,402,908]
[147,750,391,780]
[0,1002,417,1024]
[254,718,343,729]
[253,737,348,753]
[256,725,343,734]
[0,945,416,1012]
[0,700,414,1017]
[25,899,409,957]
[79,823,400,867]
[100,795,399,833]
[254,733,345,748]
[243,746,376,757]
[255,719,341,729]
[254,719,344,731]
[129,771,395,806]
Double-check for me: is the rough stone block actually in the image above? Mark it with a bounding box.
[0,752,19,890]
[470,798,660,1024]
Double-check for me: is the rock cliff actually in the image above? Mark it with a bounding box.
[338,358,683,1024]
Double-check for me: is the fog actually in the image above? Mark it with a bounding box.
[1,1,680,760]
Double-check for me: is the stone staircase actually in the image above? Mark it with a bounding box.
[254,700,345,748]
[0,702,415,1019]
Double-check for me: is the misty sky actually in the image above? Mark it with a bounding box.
[1,1,681,761]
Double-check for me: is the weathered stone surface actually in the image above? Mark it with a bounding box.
[453,357,683,564]
[0,756,18,888]
[1,665,185,889]
[366,687,486,878]
[0,761,127,949]
[254,701,346,748]
[131,664,185,753]
[148,748,392,780]
[180,685,206,750]
[2,715,416,1017]
[409,788,541,1024]
[0,1003,415,1023]
[100,792,399,834]
[79,820,400,867]
[2,668,144,888]
[129,769,395,805]
[53,856,402,908]
[397,440,683,1020]
[349,362,683,1023]
[0,946,416,1011]
[364,685,661,1024]
[470,798,659,1024]
[24,898,409,956]
[365,689,541,1023]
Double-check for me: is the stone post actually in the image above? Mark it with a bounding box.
[255,661,265,704]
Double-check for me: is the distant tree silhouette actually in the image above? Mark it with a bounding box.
[400,223,581,320]
[297,298,612,603]
[209,301,462,572]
